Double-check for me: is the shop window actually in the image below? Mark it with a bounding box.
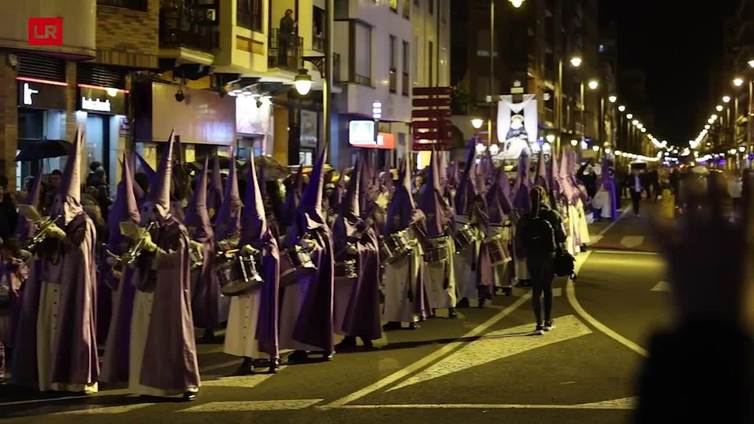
[313,6,325,52]
[237,0,263,32]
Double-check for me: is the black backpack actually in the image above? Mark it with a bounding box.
[523,213,557,255]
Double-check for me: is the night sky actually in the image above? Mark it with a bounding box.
[601,0,740,146]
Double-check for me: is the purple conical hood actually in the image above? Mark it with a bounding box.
[241,152,267,243]
[328,171,347,212]
[535,150,549,190]
[108,154,141,249]
[128,153,145,201]
[342,159,361,218]
[600,157,612,188]
[27,173,43,208]
[386,158,415,234]
[512,152,531,212]
[207,155,224,213]
[215,150,242,240]
[50,129,84,224]
[454,138,477,215]
[438,153,448,189]
[184,157,213,241]
[417,151,447,237]
[550,151,561,196]
[135,152,156,181]
[146,131,175,218]
[281,164,303,228]
[300,146,326,224]
[485,167,513,224]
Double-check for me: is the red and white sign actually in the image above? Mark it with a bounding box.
[28,17,62,46]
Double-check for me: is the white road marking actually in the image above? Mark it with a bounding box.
[388,315,592,391]
[201,370,282,388]
[619,236,645,248]
[567,252,649,358]
[321,293,532,409]
[178,399,323,412]
[593,208,631,239]
[651,281,670,292]
[0,389,131,407]
[338,397,635,410]
[590,249,659,256]
[52,403,155,415]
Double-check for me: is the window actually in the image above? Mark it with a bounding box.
[389,35,397,93]
[428,0,434,15]
[428,40,434,86]
[313,6,325,51]
[237,0,263,32]
[351,21,372,86]
[403,0,410,18]
[97,0,147,11]
[402,41,410,96]
[390,0,398,12]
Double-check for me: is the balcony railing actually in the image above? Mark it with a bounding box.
[159,4,216,53]
[268,28,303,71]
[312,32,325,52]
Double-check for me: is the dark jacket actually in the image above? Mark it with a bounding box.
[515,206,566,260]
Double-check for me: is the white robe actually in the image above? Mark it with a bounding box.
[224,290,264,358]
[382,246,422,323]
[333,276,356,335]
[278,279,320,351]
[423,236,456,310]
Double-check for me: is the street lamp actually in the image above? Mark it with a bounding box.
[716,105,724,112]
[626,113,633,119]
[748,59,754,69]
[739,145,747,153]
[471,118,485,130]
[294,69,313,96]
[509,0,526,8]
[570,139,579,147]
[608,95,617,103]
[618,105,626,112]
[723,95,731,103]
[587,79,599,90]
[592,145,600,152]
[733,77,745,88]
[569,56,582,68]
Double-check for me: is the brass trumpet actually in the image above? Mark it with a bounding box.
[23,214,62,252]
[106,221,157,270]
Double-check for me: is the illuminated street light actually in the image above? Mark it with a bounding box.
[570,139,579,147]
[632,119,639,125]
[471,118,485,129]
[716,105,723,112]
[739,146,747,153]
[294,69,313,95]
[618,105,626,112]
[749,59,754,69]
[592,145,600,152]
[705,124,710,129]
[509,0,526,8]
[626,113,633,119]
[570,56,583,68]
[608,95,617,103]
[587,79,599,90]
[546,134,556,143]
[733,77,745,87]
[722,95,731,103]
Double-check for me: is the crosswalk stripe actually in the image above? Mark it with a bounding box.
[178,399,322,412]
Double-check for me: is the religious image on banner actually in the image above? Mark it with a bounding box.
[496,94,538,160]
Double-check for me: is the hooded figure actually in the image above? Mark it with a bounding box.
[478,167,515,297]
[127,133,200,400]
[279,147,336,362]
[595,158,618,221]
[280,165,304,229]
[512,152,532,214]
[224,153,281,374]
[382,158,430,329]
[13,129,99,392]
[101,154,141,384]
[214,151,243,244]
[331,157,382,350]
[207,155,224,219]
[185,158,228,338]
[534,151,549,191]
[417,151,457,316]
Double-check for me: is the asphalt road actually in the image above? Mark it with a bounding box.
[0,203,673,424]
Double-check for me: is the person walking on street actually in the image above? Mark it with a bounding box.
[515,186,566,335]
[630,169,644,216]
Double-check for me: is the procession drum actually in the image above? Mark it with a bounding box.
[279,243,318,286]
[218,247,264,296]
[334,258,358,279]
[484,226,512,266]
[423,236,449,264]
[381,229,412,264]
[453,223,478,252]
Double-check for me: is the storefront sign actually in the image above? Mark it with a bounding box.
[78,86,127,115]
[349,120,394,150]
[16,79,67,110]
[28,17,63,46]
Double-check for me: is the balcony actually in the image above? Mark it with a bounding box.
[268,28,303,71]
[159,3,217,61]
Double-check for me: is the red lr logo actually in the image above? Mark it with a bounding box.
[28,17,63,46]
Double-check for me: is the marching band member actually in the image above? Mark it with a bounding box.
[279,148,336,362]
[382,159,428,330]
[224,154,280,374]
[126,134,200,400]
[332,158,382,350]
[185,158,225,341]
[101,155,141,384]
[13,130,99,393]
[417,151,457,318]
[207,155,224,220]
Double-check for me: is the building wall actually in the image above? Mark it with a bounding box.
[0,56,17,187]
[96,1,160,68]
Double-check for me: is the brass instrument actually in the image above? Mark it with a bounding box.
[106,221,157,270]
[189,241,204,269]
[23,214,62,252]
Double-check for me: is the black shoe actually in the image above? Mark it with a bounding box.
[287,350,308,364]
[233,357,254,375]
[268,358,280,374]
[543,320,555,332]
[478,298,487,309]
[361,338,374,350]
[382,321,402,331]
[182,391,197,401]
[335,336,357,352]
[456,298,470,308]
[448,308,458,319]
[534,324,544,335]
